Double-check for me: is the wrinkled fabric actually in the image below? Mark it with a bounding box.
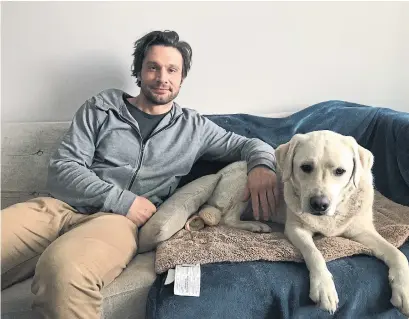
[147,244,409,319]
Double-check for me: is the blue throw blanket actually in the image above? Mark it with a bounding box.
[147,100,409,319]
[181,100,409,207]
[147,245,409,319]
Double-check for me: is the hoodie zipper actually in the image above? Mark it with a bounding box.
[112,113,144,192]
[127,143,145,190]
[127,114,182,191]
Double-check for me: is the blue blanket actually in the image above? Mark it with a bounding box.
[146,100,409,319]
[181,100,409,206]
[147,245,409,319]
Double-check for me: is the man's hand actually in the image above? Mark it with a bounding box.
[242,166,279,221]
[126,196,157,227]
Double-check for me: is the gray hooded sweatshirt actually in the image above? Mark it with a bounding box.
[47,89,276,215]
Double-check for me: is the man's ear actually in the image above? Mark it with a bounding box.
[275,134,305,182]
[347,136,374,188]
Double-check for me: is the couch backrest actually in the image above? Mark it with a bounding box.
[0,111,295,210]
[1,122,71,209]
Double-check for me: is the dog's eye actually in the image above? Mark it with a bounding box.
[300,164,313,173]
[335,168,346,176]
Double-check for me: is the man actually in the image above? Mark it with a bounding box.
[1,30,278,319]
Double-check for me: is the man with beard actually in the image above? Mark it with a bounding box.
[1,30,278,319]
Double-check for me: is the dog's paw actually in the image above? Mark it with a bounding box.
[309,271,339,314]
[198,205,222,226]
[243,221,272,233]
[390,267,409,316]
[223,220,272,233]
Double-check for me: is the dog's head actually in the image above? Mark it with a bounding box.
[275,130,373,216]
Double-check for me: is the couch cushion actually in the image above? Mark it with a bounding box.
[1,122,71,209]
[1,251,156,319]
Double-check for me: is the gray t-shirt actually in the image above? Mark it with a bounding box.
[123,95,170,141]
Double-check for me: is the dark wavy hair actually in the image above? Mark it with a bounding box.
[131,30,193,87]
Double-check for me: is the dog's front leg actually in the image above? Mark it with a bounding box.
[347,228,409,316]
[285,225,339,314]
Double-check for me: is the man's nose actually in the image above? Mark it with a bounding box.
[156,68,169,83]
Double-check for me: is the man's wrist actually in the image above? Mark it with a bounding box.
[247,161,277,174]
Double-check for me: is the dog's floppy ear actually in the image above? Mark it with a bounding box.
[347,136,374,187]
[275,134,305,182]
[358,145,374,171]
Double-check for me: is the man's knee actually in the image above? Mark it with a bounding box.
[31,218,138,296]
[32,244,92,294]
[31,239,106,319]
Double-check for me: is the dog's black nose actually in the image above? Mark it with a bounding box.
[309,196,330,213]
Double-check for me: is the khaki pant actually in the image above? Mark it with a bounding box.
[1,197,138,319]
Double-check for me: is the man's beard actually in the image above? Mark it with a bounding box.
[141,84,179,105]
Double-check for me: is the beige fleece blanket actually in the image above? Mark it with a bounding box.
[155,191,409,274]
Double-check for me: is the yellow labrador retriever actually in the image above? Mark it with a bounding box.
[208,130,409,315]
[274,130,409,315]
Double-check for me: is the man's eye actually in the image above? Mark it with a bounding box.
[169,69,177,73]
[300,164,313,173]
[149,66,156,70]
[335,168,346,176]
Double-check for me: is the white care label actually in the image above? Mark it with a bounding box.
[174,264,201,297]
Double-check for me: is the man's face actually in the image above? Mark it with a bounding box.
[139,45,184,105]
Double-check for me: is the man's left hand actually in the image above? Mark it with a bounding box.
[242,166,278,221]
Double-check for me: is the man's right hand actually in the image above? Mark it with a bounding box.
[126,196,157,227]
